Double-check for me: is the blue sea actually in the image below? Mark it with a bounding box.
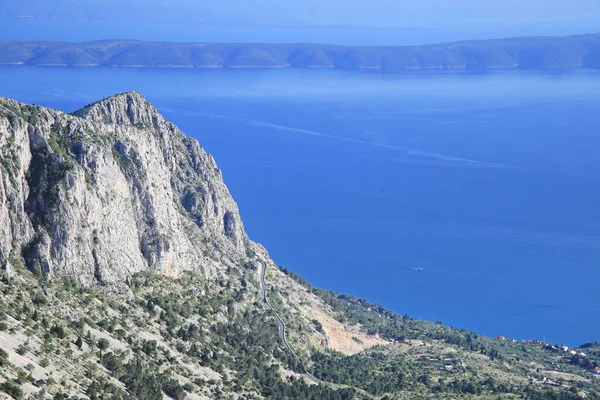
[1,66,599,346]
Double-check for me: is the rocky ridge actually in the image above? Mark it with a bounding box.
[0,92,256,284]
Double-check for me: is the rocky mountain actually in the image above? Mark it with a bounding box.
[1,34,600,69]
[0,94,599,400]
[0,92,256,285]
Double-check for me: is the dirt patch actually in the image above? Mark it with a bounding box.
[266,265,389,356]
[540,370,589,383]
[529,362,546,370]
[309,308,388,355]
[0,331,49,381]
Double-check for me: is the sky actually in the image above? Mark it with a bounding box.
[0,0,599,44]
[177,0,600,28]
[3,0,600,28]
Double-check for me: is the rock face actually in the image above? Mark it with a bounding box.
[0,92,253,284]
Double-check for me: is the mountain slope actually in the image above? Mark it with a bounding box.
[0,94,598,400]
[1,34,600,69]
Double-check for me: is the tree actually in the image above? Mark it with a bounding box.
[162,376,185,400]
[0,381,24,400]
[102,352,122,375]
[142,340,157,357]
[50,325,66,339]
[75,336,83,349]
[97,338,110,356]
[121,356,162,400]
[0,347,9,367]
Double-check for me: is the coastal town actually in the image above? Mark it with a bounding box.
[495,336,600,376]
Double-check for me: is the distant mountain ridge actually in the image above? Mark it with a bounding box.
[1,33,600,70]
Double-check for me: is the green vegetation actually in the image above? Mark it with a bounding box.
[0,247,597,400]
[278,266,600,399]
[0,264,358,399]
[310,347,593,399]
[0,380,24,400]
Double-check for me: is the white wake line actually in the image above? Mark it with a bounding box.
[165,107,513,169]
[218,114,511,169]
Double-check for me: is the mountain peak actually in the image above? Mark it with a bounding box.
[0,94,251,284]
[72,91,163,128]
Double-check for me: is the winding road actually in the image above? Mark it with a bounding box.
[259,262,328,386]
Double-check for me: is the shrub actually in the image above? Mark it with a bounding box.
[0,347,9,366]
[16,343,29,356]
[162,377,185,400]
[0,381,24,399]
[312,319,324,333]
[50,325,66,339]
[97,338,110,354]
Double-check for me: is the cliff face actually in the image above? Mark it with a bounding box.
[0,92,252,284]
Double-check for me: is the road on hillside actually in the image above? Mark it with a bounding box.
[259,262,328,387]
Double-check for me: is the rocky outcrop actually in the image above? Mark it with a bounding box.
[0,92,253,284]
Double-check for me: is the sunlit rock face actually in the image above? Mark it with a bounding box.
[0,92,255,284]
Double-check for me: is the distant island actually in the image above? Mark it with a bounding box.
[1,33,599,70]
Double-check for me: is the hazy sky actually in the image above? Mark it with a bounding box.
[161,0,600,27]
[4,0,600,28]
[1,0,598,44]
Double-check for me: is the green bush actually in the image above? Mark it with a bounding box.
[0,381,24,399]
[162,377,185,400]
[0,347,9,366]
[97,338,110,354]
[16,343,28,356]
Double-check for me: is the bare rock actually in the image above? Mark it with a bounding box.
[0,92,256,284]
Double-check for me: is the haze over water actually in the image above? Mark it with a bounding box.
[2,19,599,46]
[1,66,599,346]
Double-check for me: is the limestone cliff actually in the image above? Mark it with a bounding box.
[0,92,253,284]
